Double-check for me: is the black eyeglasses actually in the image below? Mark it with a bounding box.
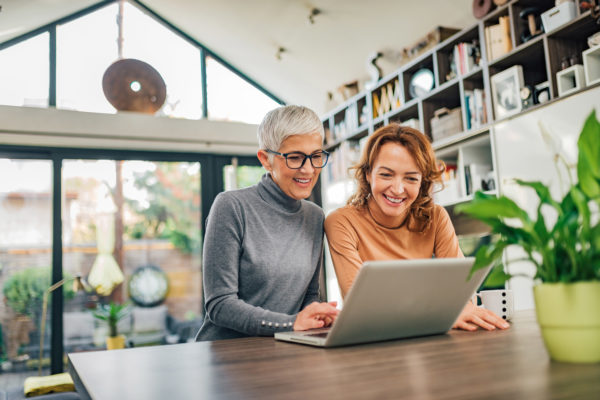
[265,149,330,169]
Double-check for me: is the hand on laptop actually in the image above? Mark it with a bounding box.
[453,301,510,331]
[293,301,339,331]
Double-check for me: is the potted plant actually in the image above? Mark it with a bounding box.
[93,302,131,350]
[456,110,600,363]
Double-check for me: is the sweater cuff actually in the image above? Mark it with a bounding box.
[258,314,297,335]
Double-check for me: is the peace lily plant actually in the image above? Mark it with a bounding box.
[456,110,600,363]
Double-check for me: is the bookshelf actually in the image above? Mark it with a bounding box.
[320,0,600,308]
[321,0,599,232]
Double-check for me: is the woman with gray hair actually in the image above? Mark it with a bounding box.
[196,105,339,341]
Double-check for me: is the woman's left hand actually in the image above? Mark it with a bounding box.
[452,301,510,331]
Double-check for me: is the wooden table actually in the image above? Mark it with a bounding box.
[68,311,600,399]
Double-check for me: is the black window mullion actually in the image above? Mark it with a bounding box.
[200,48,208,119]
[49,26,57,107]
[50,155,64,374]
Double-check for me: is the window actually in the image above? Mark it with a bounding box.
[0,33,49,107]
[57,3,203,118]
[56,4,119,113]
[0,159,53,374]
[206,55,279,124]
[61,159,202,355]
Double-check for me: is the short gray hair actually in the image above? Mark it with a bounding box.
[257,105,324,151]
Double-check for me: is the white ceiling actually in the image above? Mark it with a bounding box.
[0,0,477,115]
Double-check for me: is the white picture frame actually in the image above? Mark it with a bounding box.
[491,65,524,119]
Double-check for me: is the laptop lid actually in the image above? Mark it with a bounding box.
[275,257,491,347]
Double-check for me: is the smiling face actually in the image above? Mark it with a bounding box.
[366,142,423,227]
[258,132,323,200]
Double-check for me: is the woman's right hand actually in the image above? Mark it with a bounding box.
[293,301,339,331]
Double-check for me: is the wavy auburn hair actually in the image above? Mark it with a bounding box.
[347,123,443,232]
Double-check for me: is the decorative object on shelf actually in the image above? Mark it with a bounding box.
[430,107,463,142]
[93,301,132,350]
[455,111,600,363]
[408,68,434,98]
[588,31,600,48]
[560,56,571,70]
[472,0,495,19]
[372,79,401,118]
[519,7,544,43]
[365,52,383,90]
[534,81,551,104]
[491,65,524,119]
[580,0,600,24]
[337,80,359,101]
[128,265,169,307]
[541,1,577,33]
[400,26,459,66]
[583,45,600,86]
[557,64,586,97]
[519,85,535,109]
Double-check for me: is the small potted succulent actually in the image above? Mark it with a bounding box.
[456,111,600,363]
[93,301,131,350]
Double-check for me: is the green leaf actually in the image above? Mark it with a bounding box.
[456,195,529,222]
[577,156,600,199]
[469,242,508,279]
[577,110,600,179]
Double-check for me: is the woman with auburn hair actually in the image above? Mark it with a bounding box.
[324,123,508,331]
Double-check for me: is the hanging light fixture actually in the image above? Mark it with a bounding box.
[102,0,166,114]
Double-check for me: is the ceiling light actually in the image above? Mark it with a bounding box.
[275,47,286,61]
[308,8,321,24]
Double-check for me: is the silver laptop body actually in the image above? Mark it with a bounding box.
[275,257,492,347]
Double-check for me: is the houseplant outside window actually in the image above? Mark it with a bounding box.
[456,111,600,363]
[92,302,131,350]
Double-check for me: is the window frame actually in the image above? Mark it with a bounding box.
[0,0,284,115]
[0,144,258,373]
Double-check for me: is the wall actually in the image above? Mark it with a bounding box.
[493,85,600,310]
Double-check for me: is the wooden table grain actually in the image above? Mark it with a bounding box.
[68,310,600,400]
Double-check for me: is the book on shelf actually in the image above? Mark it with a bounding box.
[464,88,487,130]
[452,42,479,76]
[464,163,492,195]
[331,106,359,142]
[323,140,362,184]
[435,162,461,204]
[372,80,402,119]
[485,16,512,61]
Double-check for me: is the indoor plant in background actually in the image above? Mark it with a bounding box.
[456,110,600,363]
[92,301,131,350]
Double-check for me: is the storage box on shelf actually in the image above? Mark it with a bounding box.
[541,0,578,33]
[557,64,586,96]
[583,45,600,85]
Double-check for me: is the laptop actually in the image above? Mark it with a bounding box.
[275,257,492,347]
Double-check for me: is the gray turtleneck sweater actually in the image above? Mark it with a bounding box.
[195,173,324,341]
